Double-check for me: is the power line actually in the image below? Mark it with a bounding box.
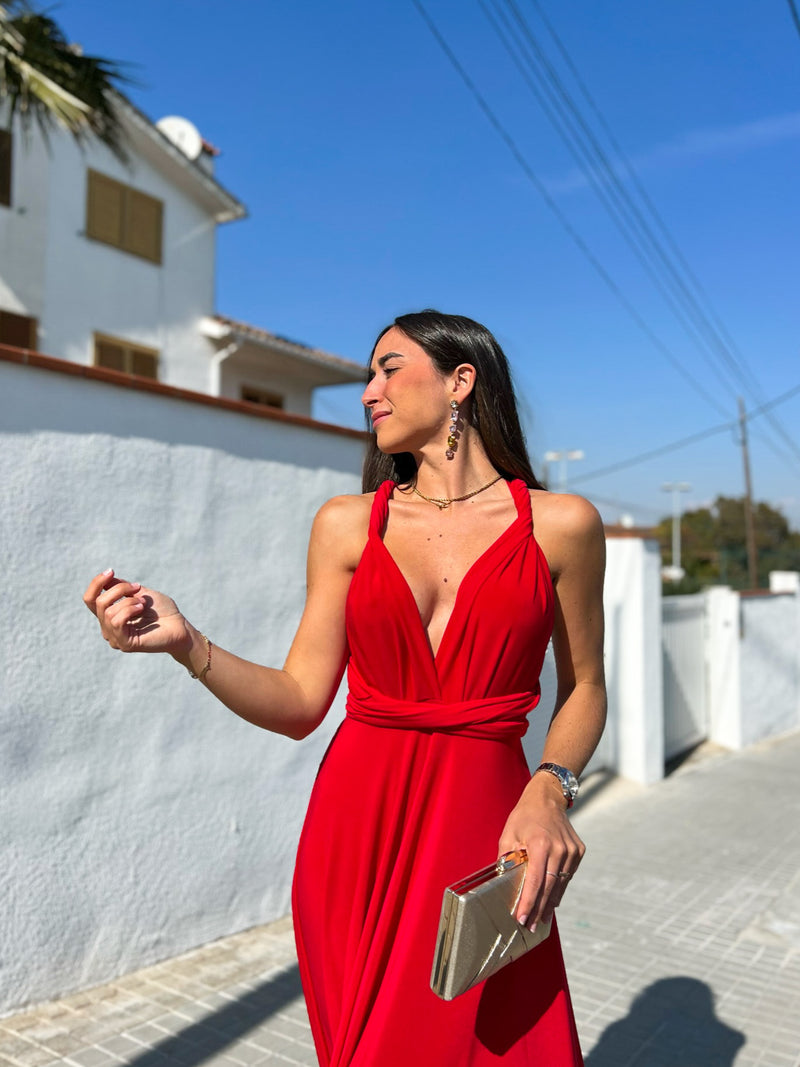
[570,380,800,484]
[483,0,743,402]
[486,0,800,469]
[412,0,800,469]
[410,0,728,417]
[570,421,735,485]
[787,0,800,40]
[750,379,800,417]
[526,0,772,401]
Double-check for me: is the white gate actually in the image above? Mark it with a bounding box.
[662,594,708,760]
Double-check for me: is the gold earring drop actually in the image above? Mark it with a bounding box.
[446,400,458,460]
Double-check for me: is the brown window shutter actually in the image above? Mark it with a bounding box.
[0,309,37,348]
[125,188,163,264]
[94,333,159,378]
[129,347,158,379]
[95,339,126,372]
[86,170,125,248]
[0,129,11,207]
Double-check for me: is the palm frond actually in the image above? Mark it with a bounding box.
[0,2,133,162]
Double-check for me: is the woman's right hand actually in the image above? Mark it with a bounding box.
[83,569,192,658]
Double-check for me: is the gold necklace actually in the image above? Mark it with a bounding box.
[412,474,503,510]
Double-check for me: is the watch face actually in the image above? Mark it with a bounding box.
[539,763,579,800]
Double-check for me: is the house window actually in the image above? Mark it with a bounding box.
[86,170,163,264]
[0,309,37,349]
[241,385,285,410]
[0,129,11,207]
[93,333,159,379]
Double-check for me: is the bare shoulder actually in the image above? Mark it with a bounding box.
[530,489,603,539]
[310,493,374,572]
[529,490,605,579]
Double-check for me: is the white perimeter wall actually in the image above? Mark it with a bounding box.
[1,358,666,1014]
[522,536,664,786]
[740,595,800,745]
[707,588,800,749]
[0,360,362,1015]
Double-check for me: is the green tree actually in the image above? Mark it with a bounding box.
[0,2,130,161]
[656,496,800,593]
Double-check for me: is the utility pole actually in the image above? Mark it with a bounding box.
[661,482,691,581]
[544,449,584,492]
[738,397,759,589]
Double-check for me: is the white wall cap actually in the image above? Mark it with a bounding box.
[770,571,800,594]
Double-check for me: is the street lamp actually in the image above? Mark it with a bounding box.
[544,449,584,492]
[661,482,691,581]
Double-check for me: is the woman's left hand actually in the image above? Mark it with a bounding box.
[498,772,585,930]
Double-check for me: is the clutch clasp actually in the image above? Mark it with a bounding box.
[495,848,527,873]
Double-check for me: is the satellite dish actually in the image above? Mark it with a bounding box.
[156,116,203,161]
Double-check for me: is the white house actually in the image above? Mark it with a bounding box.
[0,95,364,415]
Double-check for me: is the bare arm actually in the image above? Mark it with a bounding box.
[498,492,607,927]
[83,495,369,740]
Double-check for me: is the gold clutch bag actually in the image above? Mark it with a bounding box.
[430,849,552,1001]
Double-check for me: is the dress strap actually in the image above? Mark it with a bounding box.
[508,478,533,535]
[368,480,395,539]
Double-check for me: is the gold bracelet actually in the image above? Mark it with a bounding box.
[188,633,212,682]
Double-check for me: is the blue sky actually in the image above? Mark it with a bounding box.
[58,0,800,527]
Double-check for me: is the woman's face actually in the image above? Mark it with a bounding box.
[362,327,454,455]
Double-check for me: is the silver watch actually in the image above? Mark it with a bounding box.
[535,762,579,808]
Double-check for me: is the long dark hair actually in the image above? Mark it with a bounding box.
[362,309,544,493]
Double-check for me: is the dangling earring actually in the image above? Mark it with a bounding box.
[446,400,459,460]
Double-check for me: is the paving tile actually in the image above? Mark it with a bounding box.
[63,1047,124,1067]
[2,1044,65,1067]
[226,1042,277,1065]
[199,1057,260,1067]
[97,1035,145,1059]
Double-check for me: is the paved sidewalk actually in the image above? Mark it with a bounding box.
[2,731,799,1066]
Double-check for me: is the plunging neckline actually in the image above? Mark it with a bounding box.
[376,480,526,663]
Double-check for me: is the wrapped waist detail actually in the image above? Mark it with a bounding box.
[345,666,539,741]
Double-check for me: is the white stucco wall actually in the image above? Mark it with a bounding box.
[523,534,664,786]
[0,360,702,1012]
[739,594,800,746]
[706,586,743,749]
[0,360,363,1014]
[0,120,50,321]
[597,537,665,784]
[705,584,800,750]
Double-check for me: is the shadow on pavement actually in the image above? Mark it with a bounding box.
[584,977,745,1067]
[124,963,305,1067]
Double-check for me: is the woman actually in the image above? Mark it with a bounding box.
[84,310,606,1066]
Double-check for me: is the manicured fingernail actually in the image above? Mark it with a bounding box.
[103,568,113,576]
[518,913,528,927]
[528,921,538,933]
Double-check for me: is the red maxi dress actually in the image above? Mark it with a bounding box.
[292,479,583,1066]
